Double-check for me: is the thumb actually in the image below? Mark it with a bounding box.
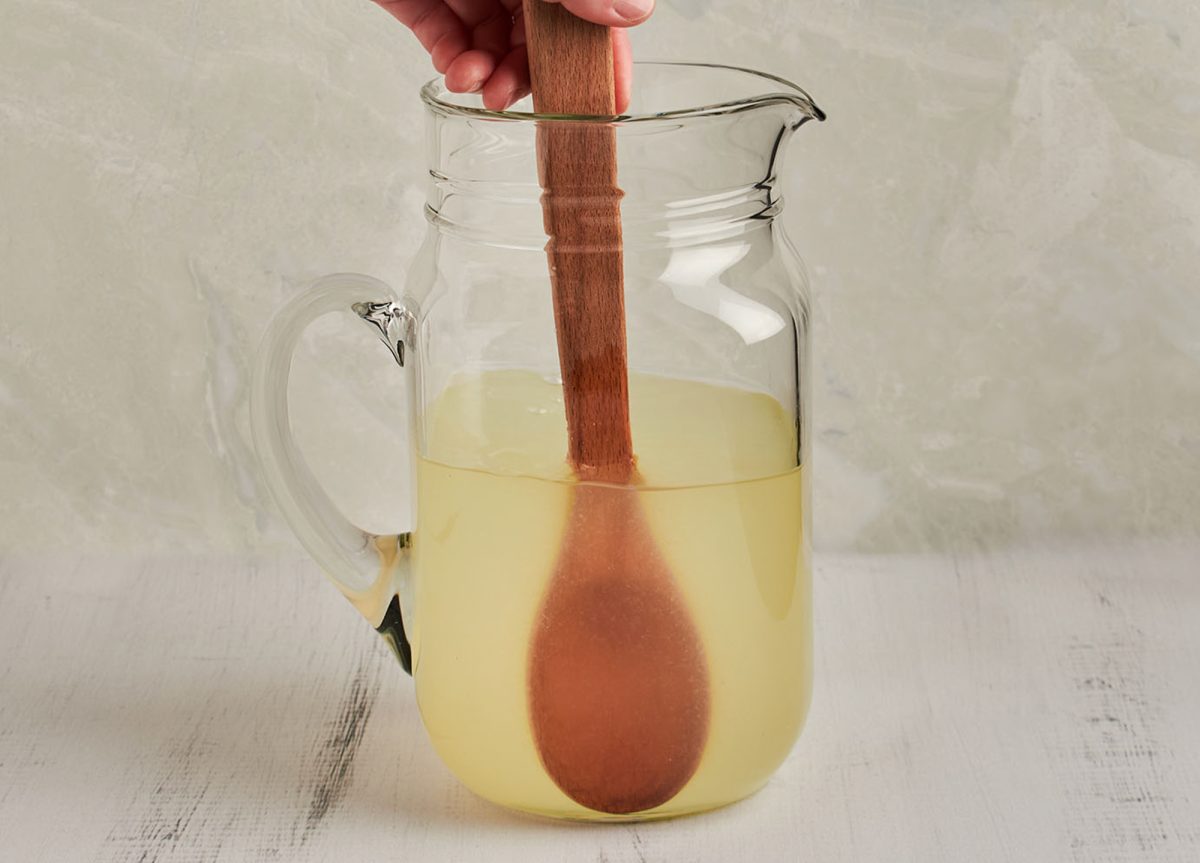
[543,0,655,28]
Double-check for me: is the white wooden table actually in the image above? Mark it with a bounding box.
[2,545,1197,861]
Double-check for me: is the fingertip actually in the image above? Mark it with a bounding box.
[431,32,467,74]
[481,46,530,110]
[481,88,512,111]
[558,0,654,28]
[508,85,532,109]
[610,0,654,26]
[445,50,497,94]
[480,72,510,111]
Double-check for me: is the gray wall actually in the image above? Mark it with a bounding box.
[2,0,1197,555]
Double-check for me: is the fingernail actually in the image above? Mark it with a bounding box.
[613,0,653,23]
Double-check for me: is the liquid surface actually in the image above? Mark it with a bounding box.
[410,370,811,819]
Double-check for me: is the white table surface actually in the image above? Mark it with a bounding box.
[2,545,1197,862]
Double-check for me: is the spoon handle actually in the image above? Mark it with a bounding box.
[522,0,616,116]
[521,0,633,482]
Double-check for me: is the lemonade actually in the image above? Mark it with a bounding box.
[407,370,811,819]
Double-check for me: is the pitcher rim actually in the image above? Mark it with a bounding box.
[420,61,826,125]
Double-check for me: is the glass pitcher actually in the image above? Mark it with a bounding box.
[251,62,824,822]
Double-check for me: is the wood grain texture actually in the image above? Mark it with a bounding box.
[521,0,631,481]
[520,0,710,817]
[1,546,1198,861]
[526,482,710,814]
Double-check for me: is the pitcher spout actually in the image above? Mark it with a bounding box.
[682,63,826,129]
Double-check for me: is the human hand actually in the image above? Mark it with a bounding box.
[372,0,653,112]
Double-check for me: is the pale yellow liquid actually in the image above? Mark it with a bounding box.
[410,370,811,820]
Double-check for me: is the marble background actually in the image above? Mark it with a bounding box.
[1,0,1197,555]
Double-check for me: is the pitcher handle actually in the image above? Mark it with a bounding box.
[250,273,417,673]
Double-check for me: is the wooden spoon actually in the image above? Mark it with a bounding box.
[521,0,711,815]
